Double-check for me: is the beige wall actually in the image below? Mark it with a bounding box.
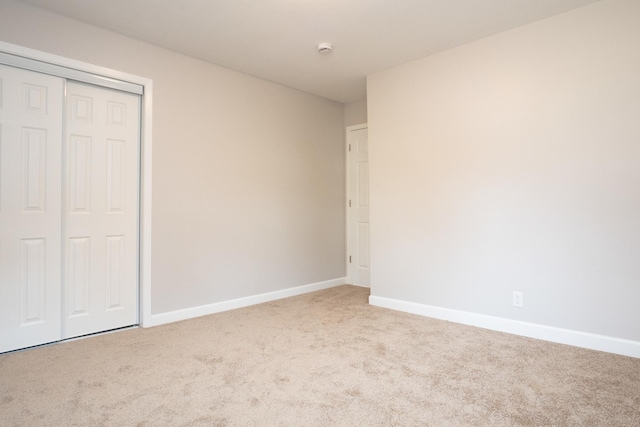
[0,0,346,315]
[368,0,640,341]
[344,99,368,127]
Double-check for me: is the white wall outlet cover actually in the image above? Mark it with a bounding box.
[513,291,523,308]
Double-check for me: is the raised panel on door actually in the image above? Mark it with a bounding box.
[0,64,63,353]
[347,126,370,286]
[63,81,139,339]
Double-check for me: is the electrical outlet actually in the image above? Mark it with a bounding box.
[513,291,523,308]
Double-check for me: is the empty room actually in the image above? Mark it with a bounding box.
[0,0,639,425]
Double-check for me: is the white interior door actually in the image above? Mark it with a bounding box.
[0,64,64,353]
[347,126,370,286]
[63,81,140,339]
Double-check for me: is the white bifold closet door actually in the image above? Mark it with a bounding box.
[0,64,140,353]
[64,81,140,339]
[0,64,64,352]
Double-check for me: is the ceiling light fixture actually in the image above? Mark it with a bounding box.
[317,42,333,54]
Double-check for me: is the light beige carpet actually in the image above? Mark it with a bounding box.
[1,285,639,426]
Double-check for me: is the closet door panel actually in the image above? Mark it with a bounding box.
[0,64,63,353]
[64,82,139,339]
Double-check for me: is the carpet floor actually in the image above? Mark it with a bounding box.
[1,285,639,426]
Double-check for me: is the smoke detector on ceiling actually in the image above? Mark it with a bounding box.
[317,42,333,54]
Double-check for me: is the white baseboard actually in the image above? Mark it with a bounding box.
[146,277,347,327]
[347,282,370,288]
[369,295,640,359]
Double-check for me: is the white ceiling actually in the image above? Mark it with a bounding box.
[17,0,601,103]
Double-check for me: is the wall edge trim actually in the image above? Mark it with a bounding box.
[369,295,640,359]
[146,277,347,327]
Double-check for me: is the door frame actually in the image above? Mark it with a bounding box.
[0,41,154,327]
[345,123,368,286]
